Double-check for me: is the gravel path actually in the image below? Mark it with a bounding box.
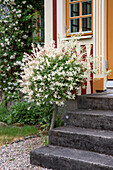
[0,137,51,170]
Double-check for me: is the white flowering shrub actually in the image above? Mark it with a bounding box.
[0,0,43,103]
[19,37,95,106]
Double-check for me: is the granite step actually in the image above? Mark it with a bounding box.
[30,145,113,170]
[65,109,113,130]
[49,126,113,155]
[77,93,113,110]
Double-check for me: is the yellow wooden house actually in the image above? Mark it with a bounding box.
[44,0,113,94]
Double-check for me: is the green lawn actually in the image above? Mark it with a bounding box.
[0,125,38,146]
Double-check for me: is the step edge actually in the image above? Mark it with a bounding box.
[50,127,113,139]
[30,145,113,168]
[66,111,113,117]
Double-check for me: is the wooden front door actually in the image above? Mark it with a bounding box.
[108,0,113,79]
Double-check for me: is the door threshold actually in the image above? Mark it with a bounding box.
[106,80,113,88]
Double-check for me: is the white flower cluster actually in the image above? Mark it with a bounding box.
[19,37,95,106]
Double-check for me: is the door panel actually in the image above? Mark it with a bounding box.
[108,0,113,79]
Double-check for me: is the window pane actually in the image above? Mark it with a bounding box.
[82,0,91,15]
[82,17,91,31]
[70,0,79,2]
[70,3,79,17]
[40,1,44,42]
[70,19,79,33]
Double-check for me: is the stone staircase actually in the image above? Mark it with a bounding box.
[30,92,113,170]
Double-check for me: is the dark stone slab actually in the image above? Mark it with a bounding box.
[49,126,113,155]
[30,145,113,170]
[65,109,113,130]
[77,95,113,110]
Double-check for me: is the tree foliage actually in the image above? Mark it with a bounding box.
[0,0,43,104]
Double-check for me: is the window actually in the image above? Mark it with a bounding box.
[66,0,93,36]
[37,0,45,44]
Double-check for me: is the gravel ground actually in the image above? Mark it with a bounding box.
[0,137,51,170]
